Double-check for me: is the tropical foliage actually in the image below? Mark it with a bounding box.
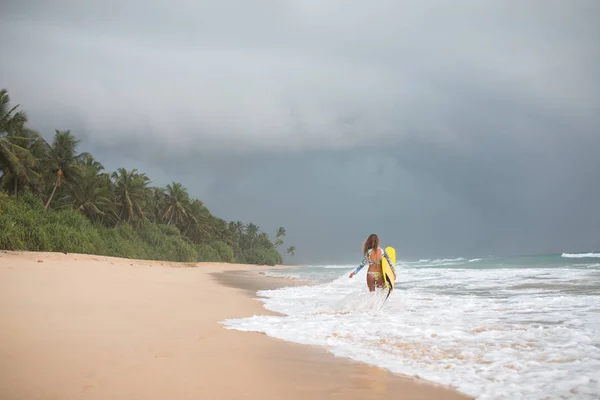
[286,246,296,257]
[0,88,295,265]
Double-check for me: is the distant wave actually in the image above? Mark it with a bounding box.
[407,257,486,266]
[308,265,356,269]
[562,253,600,259]
[431,257,466,263]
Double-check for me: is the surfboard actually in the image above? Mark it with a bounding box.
[382,246,396,291]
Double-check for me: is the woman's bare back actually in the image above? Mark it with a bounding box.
[367,248,383,273]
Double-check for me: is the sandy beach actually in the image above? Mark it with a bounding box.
[0,251,471,400]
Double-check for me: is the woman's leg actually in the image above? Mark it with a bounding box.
[367,272,385,292]
[366,272,376,292]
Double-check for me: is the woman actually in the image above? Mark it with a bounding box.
[349,233,395,292]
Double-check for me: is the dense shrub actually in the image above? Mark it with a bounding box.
[0,195,225,263]
[238,247,283,266]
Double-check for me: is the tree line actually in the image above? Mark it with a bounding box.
[0,88,296,264]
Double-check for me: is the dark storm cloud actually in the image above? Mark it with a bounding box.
[1,1,599,263]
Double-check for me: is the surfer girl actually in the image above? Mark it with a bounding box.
[349,233,395,292]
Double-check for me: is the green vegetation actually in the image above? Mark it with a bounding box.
[286,246,296,257]
[0,88,294,265]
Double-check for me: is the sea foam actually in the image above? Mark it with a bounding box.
[562,252,600,259]
[224,259,600,399]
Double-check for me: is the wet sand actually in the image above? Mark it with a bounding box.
[0,251,471,400]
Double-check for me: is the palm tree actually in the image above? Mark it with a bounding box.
[111,167,151,223]
[43,130,88,210]
[79,153,104,171]
[274,226,286,247]
[234,221,245,237]
[0,89,44,195]
[246,223,259,238]
[228,221,236,234]
[286,246,296,257]
[0,128,44,195]
[276,227,286,238]
[148,187,166,223]
[212,217,233,244]
[0,89,26,133]
[162,182,190,226]
[257,232,272,248]
[244,223,259,250]
[185,198,211,238]
[60,155,115,223]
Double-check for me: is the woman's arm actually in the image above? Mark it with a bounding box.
[383,249,396,274]
[349,253,369,278]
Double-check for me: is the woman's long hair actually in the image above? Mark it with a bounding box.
[363,233,380,256]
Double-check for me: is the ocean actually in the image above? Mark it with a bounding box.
[222,253,600,399]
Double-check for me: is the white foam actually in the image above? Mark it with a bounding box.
[432,257,466,263]
[401,257,472,268]
[562,252,600,259]
[317,264,357,269]
[224,265,600,399]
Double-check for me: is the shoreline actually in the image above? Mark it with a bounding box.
[0,250,471,399]
[215,268,474,398]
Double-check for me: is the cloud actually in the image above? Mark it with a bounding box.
[4,0,598,154]
[1,0,599,262]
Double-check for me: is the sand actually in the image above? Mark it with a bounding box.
[0,251,471,400]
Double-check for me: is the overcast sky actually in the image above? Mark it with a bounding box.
[1,0,599,264]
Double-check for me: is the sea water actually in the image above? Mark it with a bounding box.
[222,253,600,399]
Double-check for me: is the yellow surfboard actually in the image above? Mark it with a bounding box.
[382,246,396,290]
